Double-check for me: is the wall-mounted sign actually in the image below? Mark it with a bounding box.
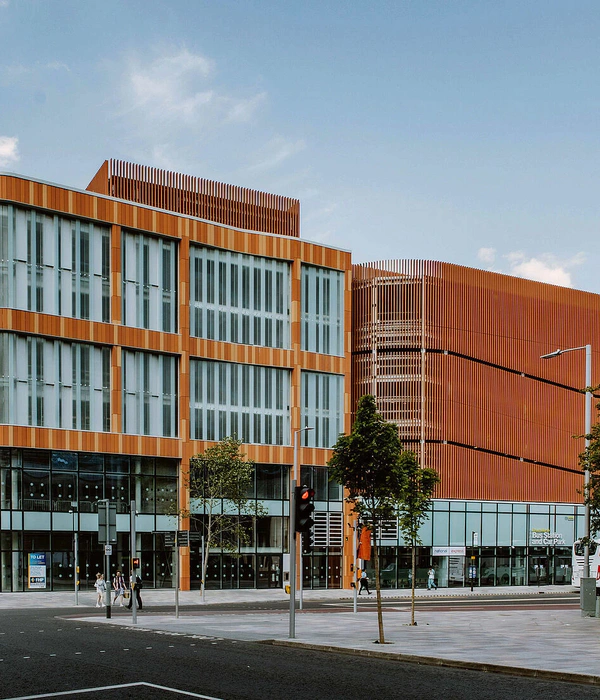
[529,530,566,545]
[28,553,46,589]
[433,547,466,556]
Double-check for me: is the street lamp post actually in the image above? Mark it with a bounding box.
[69,506,79,606]
[541,344,593,611]
[289,426,313,639]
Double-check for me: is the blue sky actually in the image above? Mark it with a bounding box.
[1,0,599,292]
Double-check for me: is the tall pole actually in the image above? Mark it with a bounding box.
[352,519,358,614]
[584,344,592,578]
[130,499,137,625]
[541,344,593,594]
[289,477,297,639]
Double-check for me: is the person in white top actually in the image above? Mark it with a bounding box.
[427,567,437,590]
[94,573,106,607]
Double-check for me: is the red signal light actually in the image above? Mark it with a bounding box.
[301,488,314,501]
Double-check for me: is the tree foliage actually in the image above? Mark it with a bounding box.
[328,394,405,643]
[182,437,265,601]
[579,404,600,540]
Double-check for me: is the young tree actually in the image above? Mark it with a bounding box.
[397,450,440,625]
[328,394,405,644]
[580,405,600,540]
[181,437,264,602]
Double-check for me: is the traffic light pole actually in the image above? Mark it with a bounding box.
[130,499,137,626]
[289,479,297,639]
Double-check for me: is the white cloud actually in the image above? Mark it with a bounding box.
[477,247,496,265]
[0,136,18,167]
[247,136,306,171]
[504,251,586,287]
[0,1,9,8]
[121,48,265,128]
[44,61,70,72]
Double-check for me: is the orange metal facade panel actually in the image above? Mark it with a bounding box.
[352,260,599,505]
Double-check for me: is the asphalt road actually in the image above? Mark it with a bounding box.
[1,604,599,700]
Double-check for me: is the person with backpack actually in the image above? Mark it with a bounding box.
[127,573,143,611]
[112,570,127,607]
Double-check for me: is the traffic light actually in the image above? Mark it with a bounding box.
[295,485,315,534]
[132,557,140,569]
[302,530,314,554]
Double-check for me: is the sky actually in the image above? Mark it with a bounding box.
[1,0,599,292]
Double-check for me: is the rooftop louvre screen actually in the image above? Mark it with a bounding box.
[86,159,300,237]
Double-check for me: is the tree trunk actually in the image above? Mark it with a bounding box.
[374,537,385,644]
[410,541,416,625]
[200,512,212,604]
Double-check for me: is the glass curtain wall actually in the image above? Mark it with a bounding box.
[122,350,178,437]
[122,230,177,333]
[190,359,291,445]
[301,264,344,356]
[0,204,110,321]
[0,333,110,431]
[189,245,291,348]
[300,371,344,448]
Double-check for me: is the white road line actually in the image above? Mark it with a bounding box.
[1,681,226,699]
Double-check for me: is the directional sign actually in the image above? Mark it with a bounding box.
[164,532,176,548]
[177,530,190,547]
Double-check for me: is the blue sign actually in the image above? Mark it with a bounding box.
[28,553,46,589]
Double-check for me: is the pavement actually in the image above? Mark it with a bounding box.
[3,585,600,686]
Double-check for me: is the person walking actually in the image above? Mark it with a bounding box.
[427,566,437,590]
[112,570,127,606]
[94,573,106,607]
[126,574,143,611]
[358,569,372,595]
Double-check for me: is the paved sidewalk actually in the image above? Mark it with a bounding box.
[4,585,599,686]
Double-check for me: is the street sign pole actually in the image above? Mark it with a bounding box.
[130,500,137,625]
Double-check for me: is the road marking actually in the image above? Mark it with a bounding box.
[1,681,226,699]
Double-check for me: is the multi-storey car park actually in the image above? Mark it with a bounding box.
[0,161,598,593]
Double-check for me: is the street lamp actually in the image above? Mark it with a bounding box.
[289,426,313,639]
[540,345,592,590]
[68,505,79,606]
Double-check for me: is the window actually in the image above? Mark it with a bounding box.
[122,350,178,437]
[0,333,110,431]
[190,359,290,445]
[301,264,344,356]
[0,205,110,321]
[122,231,177,332]
[300,371,344,448]
[189,246,290,348]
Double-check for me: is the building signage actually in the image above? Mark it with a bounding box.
[28,553,46,589]
[529,530,566,545]
[433,547,466,556]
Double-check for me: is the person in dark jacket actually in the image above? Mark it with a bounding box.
[126,574,143,611]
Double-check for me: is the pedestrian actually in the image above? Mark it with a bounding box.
[112,570,127,606]
[427,566,437,590]
[358,569,372,595]
[94,573,106,607]
[127,573,143,611]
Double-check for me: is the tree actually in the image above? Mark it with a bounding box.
[328,394,405,644]
[579,403,600,540]
[181,437,265,602]
[397,450,440,626]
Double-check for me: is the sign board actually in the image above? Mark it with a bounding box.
[433,547,466,557]
[177,530,190,548]
[98,501,117,544]
[529,530,566,545]
[28,553,46,589]
[164,532,176,548]
[104,544,113,555]
[469,565,477,579]
[472,532,479,546]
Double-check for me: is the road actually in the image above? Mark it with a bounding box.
[1,598,599,700]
